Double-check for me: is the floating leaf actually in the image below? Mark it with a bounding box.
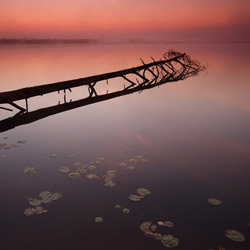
[161,234,179,248]
[76,166,87,174]
[128,194,141,201]
[95,217,103,223]
[23,167,36,174]
[49,154,58,158]
[134,155,143,159]
[69,172,80,179]
[129,158,137,163]
[118,162,127,167]
[73,162,87,167]
[17,140,27,144]
[96,157,104,161]
[127,166,135,171]
[51,192,63,201]
[122,208,130,214]
[59,167,70,173]
[137,188,150,196]
[140,159,148,164]
[163,221,174,228]
[34,206,44,215]
[24,207,36,216]
[225,229,245,242]
[104,181,116,187]
[106,170,117,178]
[89,165,96,171]
[27,198,42,207]
[207,198,222,206]
[86,173,98,180]
[140,222,152,233]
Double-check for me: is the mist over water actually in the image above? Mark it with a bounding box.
[0,43,250,250]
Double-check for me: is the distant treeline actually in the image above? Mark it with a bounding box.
[0,38,99,45]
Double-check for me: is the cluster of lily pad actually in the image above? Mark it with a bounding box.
[128,188,151,202]
[24,191,62,216]
[0,139,26,159]
[118,155,148,171]
[23,167,37,174]
[140,221,179,248]
[0,140,27,151]
[115,204,130,214]
[103,170,117,187]
[23,165,40,174]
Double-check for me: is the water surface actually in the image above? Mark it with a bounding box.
[0,43,250,250]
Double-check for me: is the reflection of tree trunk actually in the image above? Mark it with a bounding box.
[0,50,206,132]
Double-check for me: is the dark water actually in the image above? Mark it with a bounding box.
[0,43,250,250]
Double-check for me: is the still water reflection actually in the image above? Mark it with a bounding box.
[0,43,250,250]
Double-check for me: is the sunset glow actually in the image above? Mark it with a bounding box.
[1,0,250,41]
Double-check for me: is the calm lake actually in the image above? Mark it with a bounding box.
[0,43,250,250]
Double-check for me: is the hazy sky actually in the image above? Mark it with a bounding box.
[0,0,250,41]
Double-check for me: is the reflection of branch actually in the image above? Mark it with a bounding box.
[0,50,206,132]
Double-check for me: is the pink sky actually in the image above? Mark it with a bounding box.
[0,0,250,41]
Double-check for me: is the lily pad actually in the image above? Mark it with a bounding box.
[118,162,127,167]
[140,222,152,233]
[51,192,63,201]
[137,188,150,196]
[86,173,98,179]
[76,167,87,174]
[95,217,103,223]
[59,167,70,173]
[96,157,104,161]
[163,221,174,228]
[225,229,245,242]
[128,194,141,201]
[73,162,87,167]
[64,154,76,159]
[106,170,117,178]
[129,158,137,163]
[0,144,7,149]
[207,198,222,206]
[24,207,36,216]
[27,198,42,207]
[23,167,36,174]
[69,172,80,179]
[134,155,143,159]
[34,206,44,215]
[104,181,116,187]
[89,165,96,171]
[17,140,27,144]
[140,159,148,164]
[38,191,62,204]
[49,154,58,158]
[122,208,130,214]
[126,166,135,171]
[161,234,179,248]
